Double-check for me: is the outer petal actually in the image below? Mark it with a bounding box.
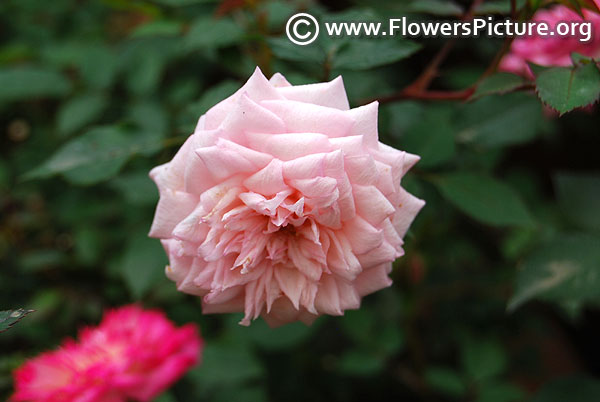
[276,76,350,110]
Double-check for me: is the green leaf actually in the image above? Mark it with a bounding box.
[402,0,463,16]
[188,343,263,389]
[78,45,119,90]
[0,67,71,103]
[125,46,168,95]
[340,308,404,354]
[332,39,421,70]
[508,233,600,311]
[471,73,528,101]
[127,101,168,154]
[245,319,319,351]
[152,0,217,5]
[121,233,168,298]
[210,386,268,402]
[130,20,183,38]
[425,367,466,397]
[476,382,525,402]
[338,350,384,376]
[531,376,600,402]
[153,392,177,402]
[186,17,244,49]
[461,338,507,382]
[474,0,527,14]
[434,173,534,227]
[401,106,456,168]
[554,173,600,232]
[57,93,108,136]
[268,37,326,64]
[340,308,376,344]
[110,172,159,206]
[24,126,163,184]
[0,309,34,333]
[20,249,66,272]
[457,93,544,148]
[535,63,600,115]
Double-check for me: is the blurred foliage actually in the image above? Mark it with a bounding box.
[1,0,599,401]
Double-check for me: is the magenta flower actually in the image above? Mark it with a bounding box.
[149,67,424,327]
[500,5,600,77]
[12,305,202,402]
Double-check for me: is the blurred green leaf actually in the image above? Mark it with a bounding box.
[425,367,466,397]
[125,47,168,95]
[268,37,326,64]
[509,233,600,311]
[340,308,375,344]
[471,73,527,101]
[535,63,600,115]
[0,309,34,333]
[554,173,600,232]
[24,126,163,184]
[246,319,318,351]
[189,343,264,389]
[530,375,600,402]
[129,101,168,133]
[260,1,297,30]
[20,250,66,272]
[402,0,463,16]
[57,93,108,136]
[340,308,404,354]
[210,385,268,402]
[74,228,102,266]
[461,338,507,382]
[338,350,384,376]
[78,46,119,90]
[457,93,543,148]
[474,0,527,14]
[153,392,177,402]
[152,0,217,5]
[475,382,525,402]
[121,232,168,299]
[332,39,421,70]
[0,67,71,103]
[401,106,455,168]
[383,101,424,136]
[186,17,244,49]
[110,172,159,206]
[434,172,534,227]
[128,101,168,154]
[130,21,183,38]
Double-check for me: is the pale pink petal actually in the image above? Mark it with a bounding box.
[243,159,289,195]
[276,76,350,110]
[261,100,355,137]
[246,132,332,161]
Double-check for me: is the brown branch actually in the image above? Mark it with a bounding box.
[511,0,517,19]
[478,35,516,83]
[361,0,533,105]
[402,0,484,93]
[361,0,485,105]
[366,88,474,104]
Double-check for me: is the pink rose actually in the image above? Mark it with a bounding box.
[500,5,600,77]
[12,305,202,402]
[149,67,424,327]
